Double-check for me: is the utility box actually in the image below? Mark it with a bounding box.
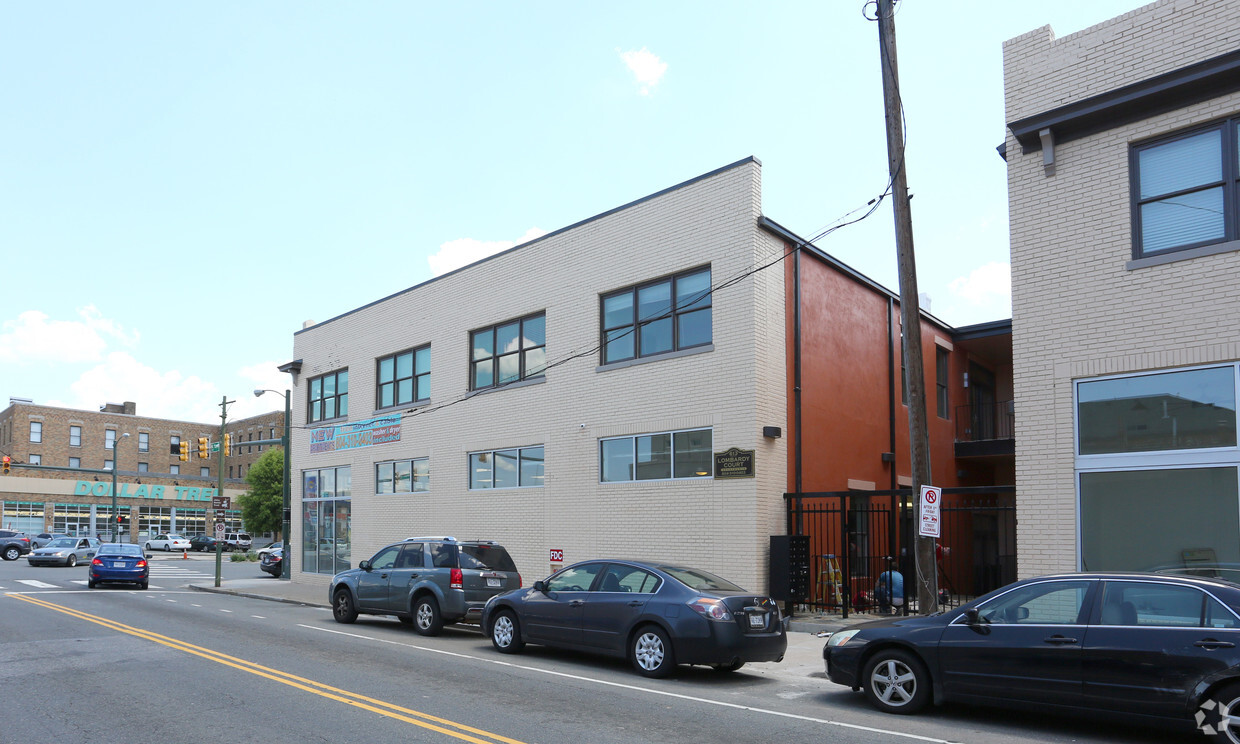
[769,534,810,602]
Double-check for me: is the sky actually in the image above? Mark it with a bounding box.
[0,0,1153,423]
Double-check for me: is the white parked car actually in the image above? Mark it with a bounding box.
[145,533,192,552]
[257,541,283,559]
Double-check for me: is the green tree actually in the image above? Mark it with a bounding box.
[239,448,284,539]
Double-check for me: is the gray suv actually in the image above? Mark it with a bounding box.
[328,536,521,636]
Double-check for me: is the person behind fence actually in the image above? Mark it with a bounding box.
[875,568,904,612]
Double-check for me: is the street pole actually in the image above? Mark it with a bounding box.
[281,389,291,580]
[110,432,129,542]
[216,395,234,588]
[875,0,937,613]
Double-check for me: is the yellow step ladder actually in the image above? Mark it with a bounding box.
[818,554,843,605]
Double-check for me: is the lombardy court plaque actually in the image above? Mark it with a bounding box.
[714,447,755,479]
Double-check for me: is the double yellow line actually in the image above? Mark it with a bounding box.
[10,593,527,744]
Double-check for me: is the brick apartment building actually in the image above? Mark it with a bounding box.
[0,399,284,541]
[283,156,1015,601]
[1004,0,1240,576]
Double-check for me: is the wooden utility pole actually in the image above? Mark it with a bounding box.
[876,0,937,613]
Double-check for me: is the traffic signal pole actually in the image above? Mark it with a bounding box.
[215,395,234,588]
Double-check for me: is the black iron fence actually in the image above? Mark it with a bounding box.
[782,487,1016,618]
[955,401,1015,442]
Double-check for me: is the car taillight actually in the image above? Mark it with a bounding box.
[517,573,522,587]
[688,598,733,622]
[136,560,147,568]
[92,558,104,566]
[450,568,463,589]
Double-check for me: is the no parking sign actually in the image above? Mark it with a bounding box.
[918,485,941,538]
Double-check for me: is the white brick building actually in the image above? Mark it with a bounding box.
[1005,0,1240,576]
[286,158,790,591]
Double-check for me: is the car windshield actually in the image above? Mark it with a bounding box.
[99,544,143,557]
[659,566,746,592]
[460,544,518,572]
[168,534,185,540]
[45,538,76,548]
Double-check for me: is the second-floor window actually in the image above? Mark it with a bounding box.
[69,457,81,468]
[471,313,546,390]
[469,446,544,489]
[602,267,711,365]
[70,426,81,447]
[138,432,149,452]
[1133,119,1240,258]
[30,422,42,443]
[377,346,430,408]
[105,430,116,450]
[309,370,348,423]
[936,348,950,419]
[29,454,41,465]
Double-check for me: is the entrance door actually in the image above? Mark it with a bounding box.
[969,363,996,440]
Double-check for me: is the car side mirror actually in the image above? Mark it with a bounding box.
[533,580,548,594]
[964,608,981,625]
[359,560,372,571]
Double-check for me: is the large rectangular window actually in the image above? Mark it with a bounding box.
[600,428,713,482]
[1077,366,1237,455]
[936,347,950,419]
[469,446,544,489]
[309,370,348,423]
[69,426,81,447]
[376,458,430,494]
[138,432,149,452]
[471,313,546,390]
[602,267,711,364]
[302,466,351,576]
[105,430,116,450]
[377,346,430,408]
[30,421,42,443]
[1133,120,1240,257]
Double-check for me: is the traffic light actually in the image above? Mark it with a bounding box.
[198,437,209,459]
[223,433,231,455]
[1,456,9,475]
[179,441,189,461]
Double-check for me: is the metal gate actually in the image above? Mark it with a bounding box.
[783,486,1015,618]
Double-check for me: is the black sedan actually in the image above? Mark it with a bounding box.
[823,572,1240,741]
[482,559,786,678]
[189,534,220,552]
[260,548,283,577]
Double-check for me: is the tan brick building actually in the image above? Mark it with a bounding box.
[0,399,283,541]
[1004,0,1240,576]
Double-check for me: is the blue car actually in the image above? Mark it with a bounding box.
[482,559,787,678]
[88,543,149,589]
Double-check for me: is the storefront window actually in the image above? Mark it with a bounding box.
[302,466,351,575]
[2,502,44,534]
[1077,366,1237,454]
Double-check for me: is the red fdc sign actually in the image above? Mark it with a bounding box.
[549,549,564,563]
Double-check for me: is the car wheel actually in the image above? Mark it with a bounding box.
[2,546,19,561]
[139,581,149,590]
[862,648,931,714]
[66,554,77,568]
[631,625,675,678]
[144,543,152,551]
[491,610,525,654]
[412,596,443,636]
[332,588,358,624]
[710,660,745,673]
[88,580,96,589]
[1200,681,1240,743]
[165,544,172,552]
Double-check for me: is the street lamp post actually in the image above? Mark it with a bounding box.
[110,432,129,542]
[255,389,292,579]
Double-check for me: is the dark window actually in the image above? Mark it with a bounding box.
[378,345,431,408]
[1133,120,1238,257]
[460,544,518,572]
[431,542,457,568]
[601,267,711,364]
[309,369,348,423]
[398,543,425,569]
[936,347,950,419]
[471,313,545,390]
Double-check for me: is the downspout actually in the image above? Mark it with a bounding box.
[793,245,803,535]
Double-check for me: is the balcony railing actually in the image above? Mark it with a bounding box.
[955,401,1014,442]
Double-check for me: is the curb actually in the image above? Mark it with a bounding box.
[188,583,328,608]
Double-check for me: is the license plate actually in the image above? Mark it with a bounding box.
[486,578,500,588]
[748,613,765,628]
[112,562,123,569]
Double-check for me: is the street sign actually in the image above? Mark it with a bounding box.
[212,496,230,510]
[919,485,941,538]
[214,523,225,536]
[210,442,220,453]
[214,509,226,520]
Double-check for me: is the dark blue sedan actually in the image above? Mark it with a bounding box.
[823,572,1240,741]
[88,543,149,589]
[482,559,786,678]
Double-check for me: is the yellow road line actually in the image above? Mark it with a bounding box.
[8,593,528,744]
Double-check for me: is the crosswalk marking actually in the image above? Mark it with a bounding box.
[16,579,58,588]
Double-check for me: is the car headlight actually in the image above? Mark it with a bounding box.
[51,551,67,557]
[826,629,862,647]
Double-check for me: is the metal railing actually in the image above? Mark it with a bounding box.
[955,401,1015,442]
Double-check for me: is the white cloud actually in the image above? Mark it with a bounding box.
[427,227,548,277]
[47,352,221,423]
[619,47,667,95]
[948,262,1011,305]
[0,306,138,364]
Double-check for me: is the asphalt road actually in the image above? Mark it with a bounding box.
[0,556,1203,744]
